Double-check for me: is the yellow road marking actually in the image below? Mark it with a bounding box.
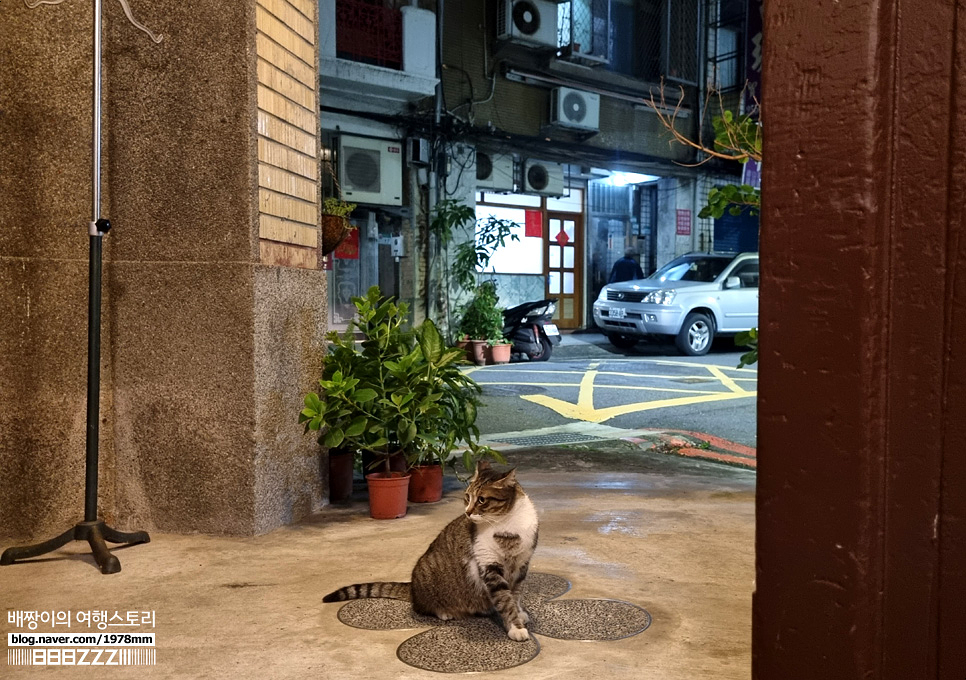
[466,358,758,424]
[651,358,758,373]
[706,365,747,393]
[474,368,757,383]
[476,381,728,395]
[523,390,756,424]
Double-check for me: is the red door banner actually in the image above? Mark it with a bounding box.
[525,209,543,238]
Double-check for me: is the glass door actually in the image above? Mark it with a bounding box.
[545,213,583,329]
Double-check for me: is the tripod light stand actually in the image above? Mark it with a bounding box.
[1,0,161,574]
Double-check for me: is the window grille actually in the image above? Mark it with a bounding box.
[558,0,611,65]
[664,0,700,85]
[705,0,746,92]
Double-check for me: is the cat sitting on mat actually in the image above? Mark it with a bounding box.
[322,462,539,642]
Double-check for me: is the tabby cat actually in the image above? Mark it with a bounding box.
[322,462,539,641]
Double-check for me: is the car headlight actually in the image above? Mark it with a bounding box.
[597,287,609,301]
[642,289,676,305]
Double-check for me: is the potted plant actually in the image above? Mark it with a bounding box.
[320,196,357,256]
[458,280,507,365]
[299,287,498,515]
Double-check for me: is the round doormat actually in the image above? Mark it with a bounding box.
[396,617,541,673]
[529,598,652,641]
[327,572,651,673]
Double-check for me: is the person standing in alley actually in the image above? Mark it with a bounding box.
[608,247,644,282]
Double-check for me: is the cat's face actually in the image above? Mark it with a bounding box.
[463,463,520,522]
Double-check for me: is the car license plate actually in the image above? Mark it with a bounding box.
[543,323,559,336]
[609,307,627,319]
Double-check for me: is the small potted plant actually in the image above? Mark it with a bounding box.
[458,281,506,365]
[320,196,357,256]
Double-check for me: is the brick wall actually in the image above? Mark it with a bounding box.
[256,0,320,269]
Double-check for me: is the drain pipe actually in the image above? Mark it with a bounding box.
[426,0,444,323]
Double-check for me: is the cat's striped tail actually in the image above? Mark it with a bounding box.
[322,582,411,603]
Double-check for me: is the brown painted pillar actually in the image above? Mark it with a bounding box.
[757,0,965,677]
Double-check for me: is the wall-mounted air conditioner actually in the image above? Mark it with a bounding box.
[550,87,600,132]
[523,160,565,196]
[496,0,559,49]
[337,135,403,206]
[476,150,516,192]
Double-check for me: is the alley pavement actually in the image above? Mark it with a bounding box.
[0,441,755,679]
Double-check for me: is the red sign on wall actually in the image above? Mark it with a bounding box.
[524,210,543,238]
[334,228,360,259]
[676,209,692,236]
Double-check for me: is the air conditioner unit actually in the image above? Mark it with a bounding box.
[476,150,515,192]
[337,135,403,206]
[523,160,565,196]
[551,86,600,132]
[496,0,559,49]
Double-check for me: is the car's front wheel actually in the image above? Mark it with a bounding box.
[675,312,714,356]
[607,333,639,349]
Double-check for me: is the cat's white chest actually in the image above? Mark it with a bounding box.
[473,496,538,563]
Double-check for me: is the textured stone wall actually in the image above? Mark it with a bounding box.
[0,0,325,540]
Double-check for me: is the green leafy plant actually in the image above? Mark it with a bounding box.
[299,286,503,475]
[430,198,476,247]
[700,184,760,219]
[452,215,520,292]
[735,327,759,369]
[322,196,357,220]
[457,280,506,344]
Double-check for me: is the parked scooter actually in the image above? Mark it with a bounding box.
[502,298,561,362]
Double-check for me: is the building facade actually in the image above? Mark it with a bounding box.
[319,0,759,333]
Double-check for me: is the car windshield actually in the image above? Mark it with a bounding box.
[647,255,732,283]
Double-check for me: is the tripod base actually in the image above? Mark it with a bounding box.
[1,521,149,574]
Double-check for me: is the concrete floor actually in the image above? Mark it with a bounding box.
[0,465,755,679]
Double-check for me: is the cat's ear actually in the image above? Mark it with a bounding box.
[496,468,517,485]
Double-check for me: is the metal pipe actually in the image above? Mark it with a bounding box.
[92,0,102,229]
[84,0,104,522]
[426,0,444,321]
[84,232,102,522]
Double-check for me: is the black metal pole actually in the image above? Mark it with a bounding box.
[84,233,102,523]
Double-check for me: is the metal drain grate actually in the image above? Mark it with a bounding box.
[497,433,608,447]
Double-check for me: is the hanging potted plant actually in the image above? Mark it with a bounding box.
[320,196,357,256]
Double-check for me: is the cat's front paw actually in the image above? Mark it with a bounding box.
[507,625,530,642]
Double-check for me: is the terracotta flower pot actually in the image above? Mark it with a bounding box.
[361,451,407,476]
[455,338,472,362]
[328,449,355,503]
[489,342,511,365]
[470,339,488,366]
[408,464,444,503]
[365,472,411,519]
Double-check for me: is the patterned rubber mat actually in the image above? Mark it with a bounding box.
[329,572,651,673]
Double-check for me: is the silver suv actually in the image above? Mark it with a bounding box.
[592,252,759,355]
